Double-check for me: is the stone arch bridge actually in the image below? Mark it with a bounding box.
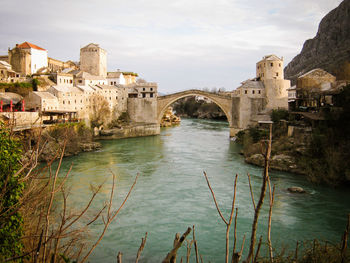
[157,90,238,136]
[127,89,267,137]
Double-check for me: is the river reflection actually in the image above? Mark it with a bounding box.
[58,118,350,262]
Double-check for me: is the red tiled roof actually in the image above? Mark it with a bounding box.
[17,42,46,51]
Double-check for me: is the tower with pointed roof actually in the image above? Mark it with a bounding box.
[8,42,48,75]
[80,43,107,77]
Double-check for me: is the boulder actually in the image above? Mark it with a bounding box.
[287,187,306,194]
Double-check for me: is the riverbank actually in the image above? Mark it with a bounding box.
[236,114,350,186]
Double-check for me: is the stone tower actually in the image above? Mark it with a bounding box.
[80,43,107,77]
[256,55,289,109]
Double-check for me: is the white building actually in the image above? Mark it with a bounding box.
[72,70,108,86]
[107,71,125,85]
[16,42,48,74]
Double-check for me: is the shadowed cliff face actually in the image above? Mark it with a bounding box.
[284,0,350,84]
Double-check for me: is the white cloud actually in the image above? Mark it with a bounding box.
[0,0,343,92]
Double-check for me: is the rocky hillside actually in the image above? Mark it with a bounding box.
[284,0,350,83]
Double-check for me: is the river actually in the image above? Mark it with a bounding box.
[59,118,350,262]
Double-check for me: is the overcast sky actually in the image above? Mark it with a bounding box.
[0,0,343,93]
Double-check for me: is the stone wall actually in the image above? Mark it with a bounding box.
[128,97,157,123]
[99,123,160,139]
[264,79,289,109]
[0,112,40,127]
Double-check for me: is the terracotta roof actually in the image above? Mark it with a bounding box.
[17,42,46,51]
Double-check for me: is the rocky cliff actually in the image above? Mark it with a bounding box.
[284,0,350,83]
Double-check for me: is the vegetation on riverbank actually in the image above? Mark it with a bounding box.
[172,96,227,121]
[237,85,350,186]
[25,122,101,162]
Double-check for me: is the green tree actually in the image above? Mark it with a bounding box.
[0,122,24,261]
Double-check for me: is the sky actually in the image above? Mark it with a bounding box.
[0,0,343,93]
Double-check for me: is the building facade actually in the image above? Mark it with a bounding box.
[107,71,125,85]
[80,43,107,77]
[8,42,48,75]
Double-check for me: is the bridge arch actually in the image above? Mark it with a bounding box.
[157,89,233,127]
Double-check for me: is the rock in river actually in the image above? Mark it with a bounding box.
[287,187,306,194]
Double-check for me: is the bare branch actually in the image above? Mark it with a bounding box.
[247,173,256,210]
[162,227,192,263]
[193,225,199,263]
[80,173,139,263]
[135,232,148,263]
[203,171,228,225]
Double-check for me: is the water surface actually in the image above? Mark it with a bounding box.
[59,118,350,262]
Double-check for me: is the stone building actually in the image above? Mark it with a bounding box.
[24,91,59,111]
[0,61,21,82]
[127,82,157,98]
[295,68,337,109]
[234,54,290,108]
[255,55,290,109]
[73,70,108,86]
[80,43,107,77]
[47,86,85,113]
[8,42,48,75]
[127,82,158,123]
[107,71,125,85]
[48,57,77,72]
[235,79,265,98]
[50,72,74,86]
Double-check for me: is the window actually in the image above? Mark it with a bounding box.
[70,80,73,84]
[252,90,255,94]
[63,101,65,104]
[143,88,145,91]
[276,72,279,77]
[142,93,146,98]
[279,63,281,67]
[270,63,273,67]
[258,90,261,94]
[150,88,153,91]
[245,90,247,94]
[79,80,82,83]
[150,93,154,98]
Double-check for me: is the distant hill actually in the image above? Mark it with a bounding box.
[284,0,350,84]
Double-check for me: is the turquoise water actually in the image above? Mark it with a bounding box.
[59,118,350,262]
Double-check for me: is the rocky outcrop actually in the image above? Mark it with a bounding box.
[245,153,304,174]
[161,107,181,127]
[284,0,350,83]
